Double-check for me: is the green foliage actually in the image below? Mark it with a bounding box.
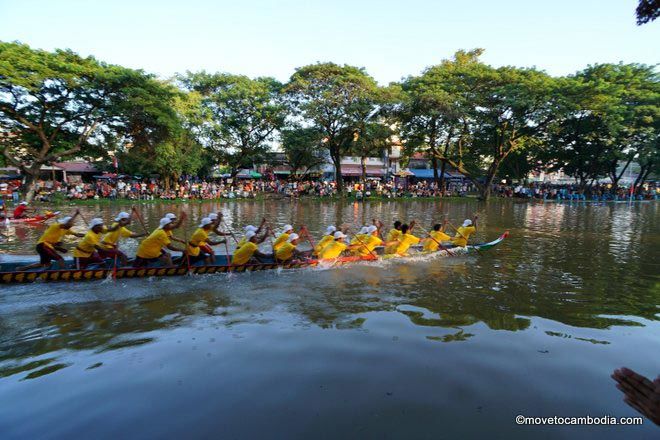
[545,63,659,189]
[280,126,327,179]
[284,62,386,191]
[0,41,178,198]
[398,49,558,198]
[180,72,286,175]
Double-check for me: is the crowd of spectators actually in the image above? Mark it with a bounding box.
[0,177,656,203]
[0,177,475,201]
[491,182,658,201]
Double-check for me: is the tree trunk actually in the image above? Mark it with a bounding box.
[331,149,343,194]
[478,158,503,201]
[22,172,38,202]
[164,175,171,191]
[361,156,367,186]
[431,156,439,187]
[439,159,447,192]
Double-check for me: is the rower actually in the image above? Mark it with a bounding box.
[12,201,30,219]
[313,225,336,256]
[73,218,112,269]
[388,222,420,256]
[231,229,271,265]
[134,217,186,267]
[185,217,227,265]
[98,211,146,266]
[238,225,257,247]
[163,212,187,245]
[353,225,399,257]
[452,216,478,247]
[318,231,360,260]
[350,226,369,246]
[17,210,85,271]
[275,233,308,263]
[384,220,403,254]
[272,224,294,251]
[423,220,451,252]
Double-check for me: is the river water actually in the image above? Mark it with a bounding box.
[0,199,658,439]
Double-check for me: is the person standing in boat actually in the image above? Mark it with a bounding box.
[98,211,146,266]
[231,228,271,265]
[134,217,186,267]
[17,210,85,271]
[185,217,227,265]
[73,218,115,269]
[423,220,451,252]
[452,216,478,247]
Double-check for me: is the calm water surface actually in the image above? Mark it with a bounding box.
[0,199,658,439]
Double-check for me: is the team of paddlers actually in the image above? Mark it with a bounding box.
[16,208,478,271]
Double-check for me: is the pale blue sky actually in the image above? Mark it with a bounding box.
[1,0,657,84]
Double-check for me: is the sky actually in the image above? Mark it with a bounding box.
[0,0,658,84]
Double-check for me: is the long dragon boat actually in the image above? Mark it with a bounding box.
[0,231,508,285]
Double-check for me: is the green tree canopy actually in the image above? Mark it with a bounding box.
[0,41,177,199]
[284,63,385,192]
[180,72,286,177]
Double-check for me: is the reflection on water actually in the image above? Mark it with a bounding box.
[0,199,658,438]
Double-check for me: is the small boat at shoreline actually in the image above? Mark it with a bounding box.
[0,232,508,285]
[1,212,59,224]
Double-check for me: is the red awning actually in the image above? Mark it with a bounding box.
[340,165,385,176]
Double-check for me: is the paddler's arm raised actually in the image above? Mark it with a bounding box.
[171,211,187,229]
[254,217,267,235]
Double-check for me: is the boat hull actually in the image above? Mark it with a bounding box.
[0,232,508,285]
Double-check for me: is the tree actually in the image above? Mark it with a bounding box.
[398,50,479,190]
[284,63,383,193]
[350,121,393,183]
[398,50,557,200]
[636,0,660,25]
[280,126,327,180]
[0,41,177,200]
[544,64,659,193]
[180,72,286,177]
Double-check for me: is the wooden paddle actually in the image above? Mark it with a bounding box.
[131,206,150,234]
[346,227,378,260]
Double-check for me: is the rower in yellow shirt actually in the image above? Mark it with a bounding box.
[184,217,227,265]
[352,225,396,257]
[272,224,294,251]
[313,225,336,256]
[231,228,271,265]
[390,223,421,256]
[163,212,187,245]
[236,218,267,247]
[135,217,186,267]
[452,216,478,247]
[318,232,361,260]
[98,211,146,266]
[423,220,452,252]
[275,233,308,263]
[383,220,403,254]
[17,210,84,271]
[73,218,112,269]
